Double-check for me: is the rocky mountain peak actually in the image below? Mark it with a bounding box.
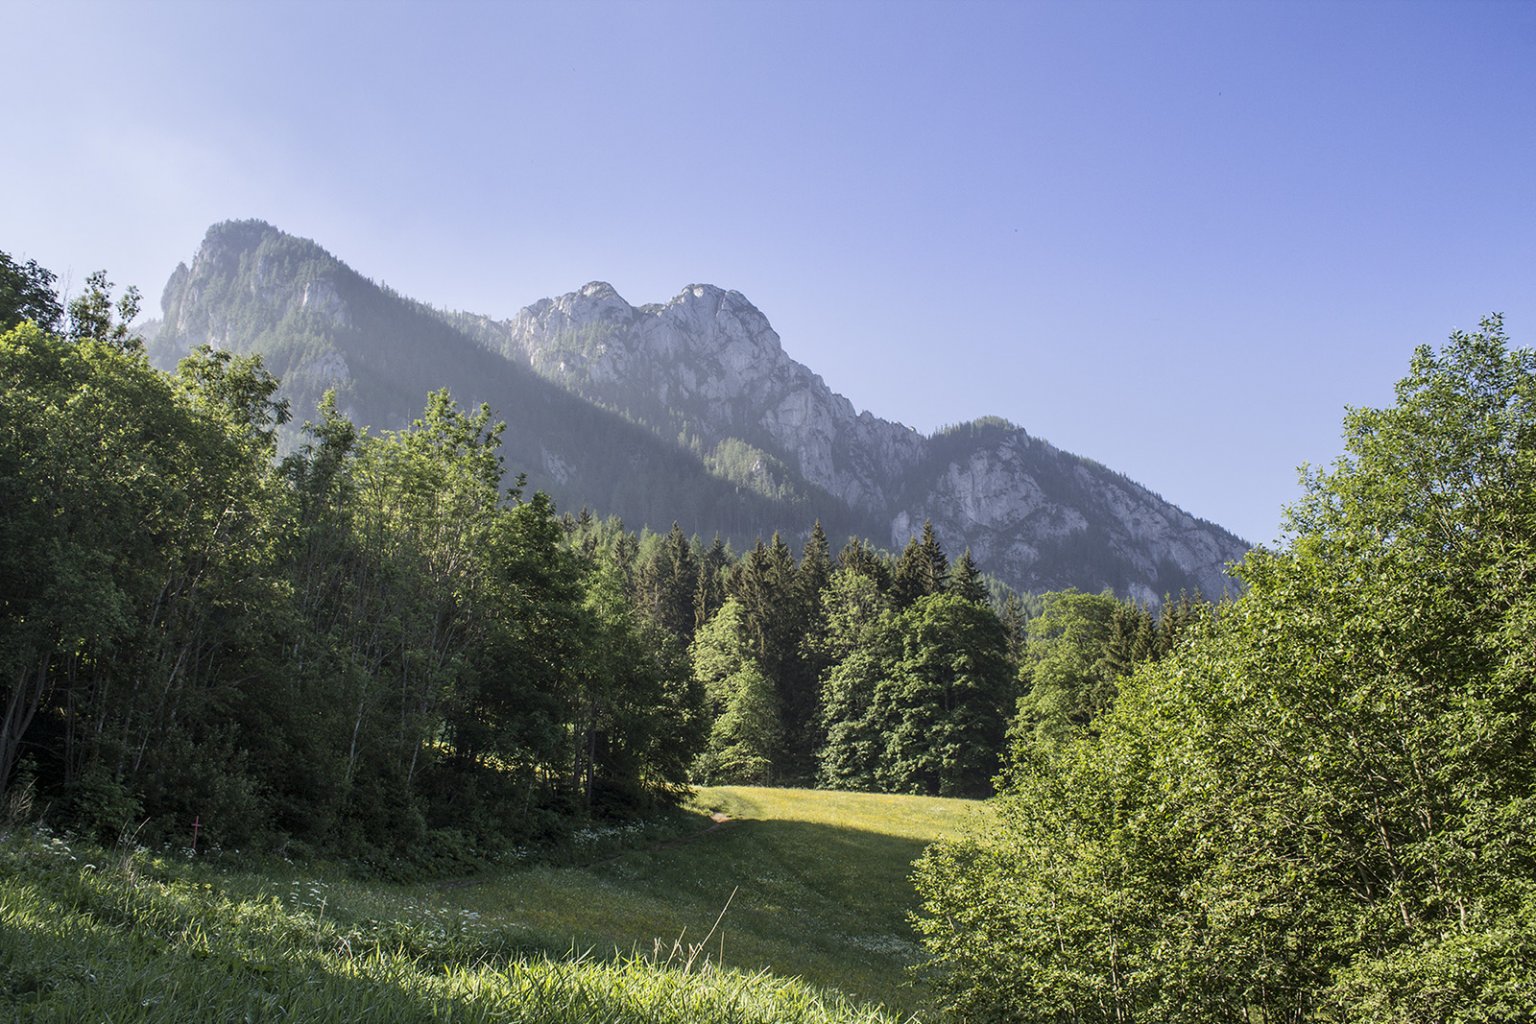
[153,220,1251,600]
[488,279,1249,598]
[489,279,918,511]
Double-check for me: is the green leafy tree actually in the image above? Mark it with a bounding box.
[0,251,62,331]
[0,324,286,840]
[916,315,1536,1023]
[569,555,705,813]
[67,270,142,351]
[1011,590,1125,755]
[877,592,1013,797]
[690,599,781,784]
[0,324,164,796]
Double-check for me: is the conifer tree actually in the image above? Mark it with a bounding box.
[794,521,836,763]
[723,533,821,780]
[893,520,949,608]
[998,592,1032,665]
[814,566,898,790]
[1099,600,1155,679]
[693,535,731,632]
[837,537,892,592]
[951,548,987,604]
[799,521,833,603]
[1156,589,1205,655]
[689,600,781,784]
[877,593,1013,796]
[634,522,698,646]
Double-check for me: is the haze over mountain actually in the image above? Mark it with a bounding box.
[152,220,1249,602]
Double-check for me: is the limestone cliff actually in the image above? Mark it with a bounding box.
[451,283,1249,599]
[158,220,1250,599]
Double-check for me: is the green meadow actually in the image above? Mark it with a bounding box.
[0,786,982,1022]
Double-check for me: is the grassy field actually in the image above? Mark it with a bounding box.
[0,786,982,1022]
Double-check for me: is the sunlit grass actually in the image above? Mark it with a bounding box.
[0,788,984,1020]
[402,786,985,1015]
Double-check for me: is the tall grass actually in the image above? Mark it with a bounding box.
[0,826,910,1022]
[420,787,982,1015]
[2,789,979,1021]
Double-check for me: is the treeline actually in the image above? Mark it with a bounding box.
[2,258,1206,868]
[913,318,1536,1022]
[3,268,699,869]
[567,514,1208,799]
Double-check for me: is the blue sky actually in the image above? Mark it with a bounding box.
[5,0,1533,546]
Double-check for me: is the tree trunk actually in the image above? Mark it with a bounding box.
[0,650,52,796]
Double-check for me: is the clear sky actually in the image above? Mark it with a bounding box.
[5,0,1533,546]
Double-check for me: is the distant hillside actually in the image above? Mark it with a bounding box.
[152,221,874,546]
[153,220,1250,599]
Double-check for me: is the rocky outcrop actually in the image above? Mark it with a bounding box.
[157,220,1249,600]
[468,282,926,513]
[460,284,1250,600]
[152,221,880,561]
[896,426,1244,602]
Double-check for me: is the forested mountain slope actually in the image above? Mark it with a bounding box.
[154,220,1249,598]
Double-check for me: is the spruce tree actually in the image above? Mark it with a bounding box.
[894,520,949,608]
[814,566,898,790]
[726,535,810,778]
[951,548,987,604]
[837,537,892,593]
[998,592,1032,665]
[634,522,698,646]
[795,521,835,766]
[689,599,781,785]
[877,593,1013,797]
[693,535,731,632]
[799,521,833,602]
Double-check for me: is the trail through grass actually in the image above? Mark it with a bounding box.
[0,787,982,1021]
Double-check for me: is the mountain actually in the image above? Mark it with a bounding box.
[151,220,872,543]
[153,220,1249,601]
[446,282,1249,602]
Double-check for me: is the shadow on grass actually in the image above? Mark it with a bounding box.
[570,816,937,1014]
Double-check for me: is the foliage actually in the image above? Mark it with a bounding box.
[893,519,949,609]
[1,306,703,861]
[690,601,782,784]
[815,569,898,791]
[0,250,62,332]
[913,316,1536,1023]
[1010,588,1168,755]
[66,269,142,351]
[876,594,1014,797]
[816,540,1017,797]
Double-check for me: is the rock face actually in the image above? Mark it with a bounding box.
[473,282,925,511]
[157,220,1250,600]
[455,283,1250,601]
